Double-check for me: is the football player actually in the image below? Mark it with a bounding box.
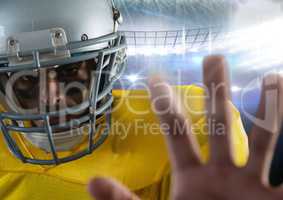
[89,57,283,200]
[0,0,248,199]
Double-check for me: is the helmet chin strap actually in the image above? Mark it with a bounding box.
[23,124,90,152]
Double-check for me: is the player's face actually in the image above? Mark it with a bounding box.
[11,59,96,127]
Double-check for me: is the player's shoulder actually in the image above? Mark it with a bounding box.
[112,84,204,99]
[112,84,205,112]
[112,85,206,124]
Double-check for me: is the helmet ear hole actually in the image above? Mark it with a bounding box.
[113,8,123,24]
[81,34,89,41]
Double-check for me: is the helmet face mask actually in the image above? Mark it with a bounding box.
[12,59,95,111]
[0,0,127,165]
[9,59,96,153]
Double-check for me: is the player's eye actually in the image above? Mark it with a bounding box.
[59,65,79,77]
[71,68,79,73]
[13,74,37,90]
[22,76,29,81]
[66,65,79,73]
[13,75,39,99]
[16,76,38,88]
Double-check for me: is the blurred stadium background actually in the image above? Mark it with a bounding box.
[114,0,283,185]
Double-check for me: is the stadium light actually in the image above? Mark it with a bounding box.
[126,16,283,72]
[231,86,241,93]
[126,74,141,83]
[216,17,283,70]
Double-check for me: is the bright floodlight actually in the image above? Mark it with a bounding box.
[231,86,241,92]
[126,74,140,83]
[215,17,283,70]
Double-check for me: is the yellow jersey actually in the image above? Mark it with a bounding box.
[0,85,249,200]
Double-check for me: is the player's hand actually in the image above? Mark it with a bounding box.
[148,55,283,199]
[88,55,283,200]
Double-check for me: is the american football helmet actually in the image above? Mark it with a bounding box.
[0,0,127,165]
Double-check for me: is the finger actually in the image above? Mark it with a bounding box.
[246,74,283,183]
[148,75,202,171]
[88,177,140,200]
[203,55,233,166]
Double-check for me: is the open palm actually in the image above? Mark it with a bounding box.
[89,55,283,200]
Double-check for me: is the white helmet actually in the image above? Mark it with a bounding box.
[0,0,127,165]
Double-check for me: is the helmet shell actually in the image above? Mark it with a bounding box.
[0,0,115,54]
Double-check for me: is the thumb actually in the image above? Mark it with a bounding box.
[88,177,140,200]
